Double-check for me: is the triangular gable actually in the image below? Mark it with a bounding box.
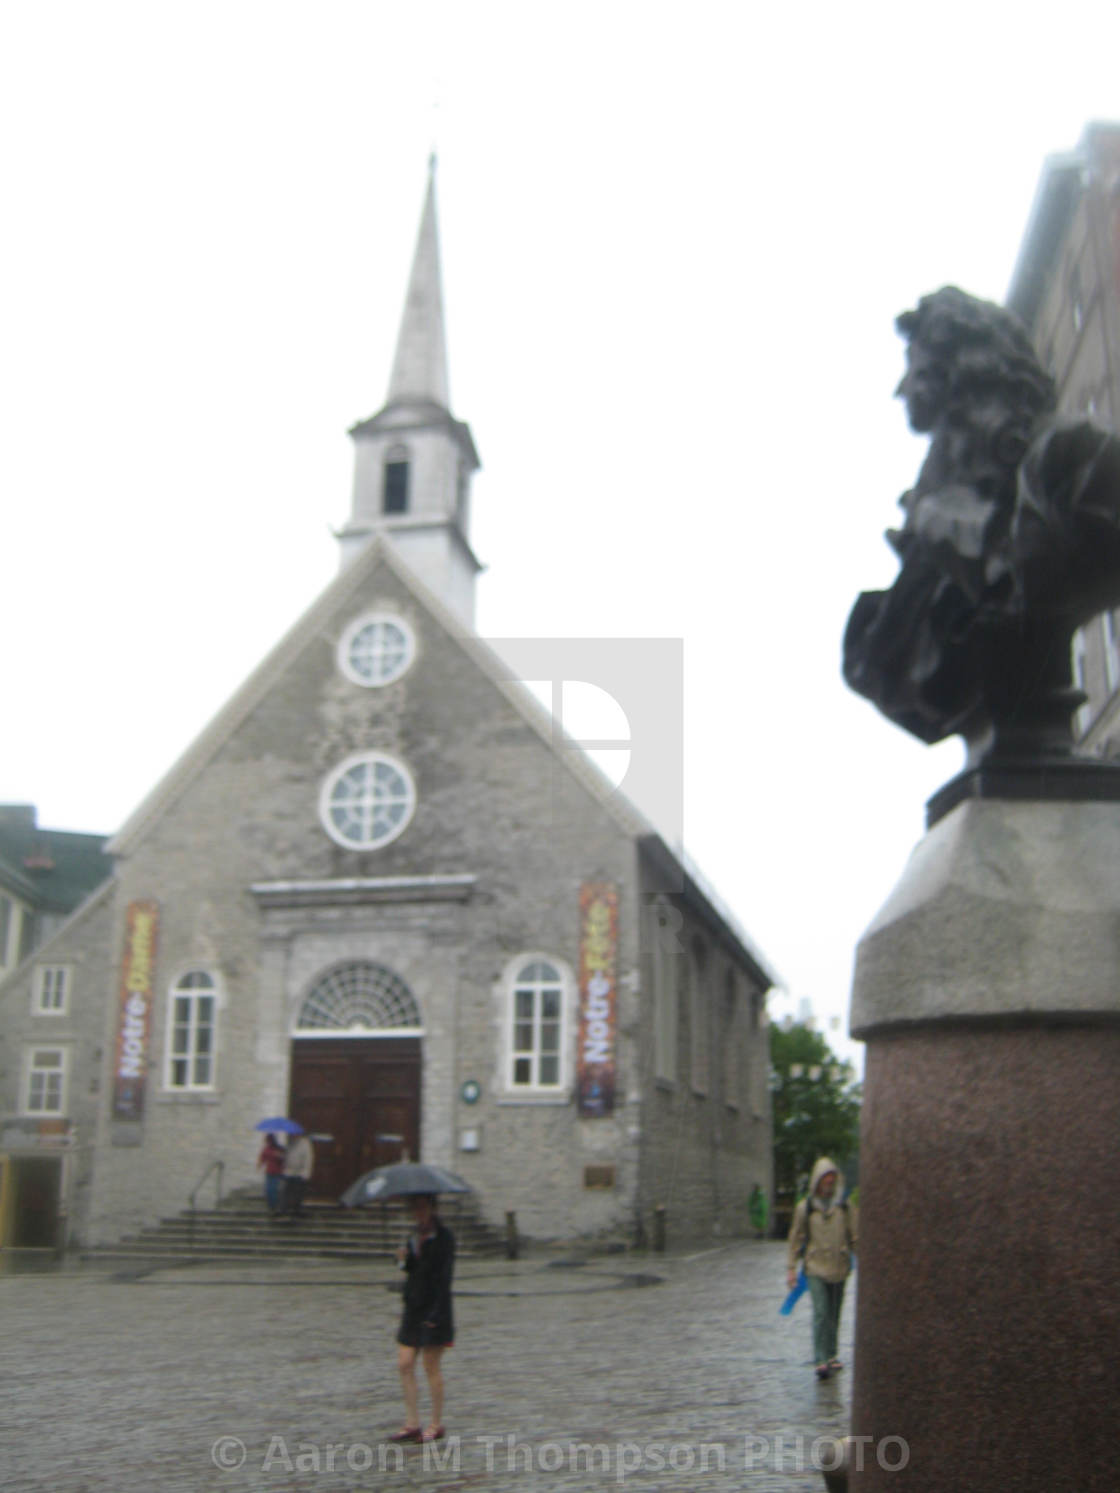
[109,534,655,856]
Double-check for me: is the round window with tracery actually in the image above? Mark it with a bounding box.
[338,614,414,687]
[319,752,416,850]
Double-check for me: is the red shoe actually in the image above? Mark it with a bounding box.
[420,1427,445,1443]
[388,1427,421,1443]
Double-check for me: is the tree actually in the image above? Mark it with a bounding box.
[769,1021,861,1205]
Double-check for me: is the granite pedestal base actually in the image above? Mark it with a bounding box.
[847,801,1120,1491]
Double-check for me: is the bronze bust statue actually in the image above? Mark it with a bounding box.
[844,287,1120,818]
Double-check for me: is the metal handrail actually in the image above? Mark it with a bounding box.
[187,1160,224,1247]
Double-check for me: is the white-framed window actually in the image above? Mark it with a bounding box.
[2,896,33,970]
[0,894,12,969]
[166,970,217,1090]
[650,898,680,1084]
[722,968,740,1110]
[1103,611,1120,697]
[23,1047,67,1115]
[319,752,416,851]
[338,613,415,688]
[1069,262,1085,334]
[1072,628,1092,738]
[688,938,710,1095]
[34,965,70,1016]
[508,957,566,1091]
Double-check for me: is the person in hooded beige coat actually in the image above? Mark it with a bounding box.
[786,1156,857,1379]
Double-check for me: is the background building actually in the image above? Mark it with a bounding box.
[1006,120,1120,756]
[0,168,775,1253]
[0,806,111,1246]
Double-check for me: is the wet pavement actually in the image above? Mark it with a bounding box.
[0,1239,856,1491]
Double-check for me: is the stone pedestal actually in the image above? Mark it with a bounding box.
[848,801,1120,1492]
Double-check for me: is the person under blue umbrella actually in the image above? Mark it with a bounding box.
[256,1132,286,1216]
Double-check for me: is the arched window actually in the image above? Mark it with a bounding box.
[508,957,566,1091]
[383,444,410,514]
[166,970,217,1090]
[297,962,421,1032]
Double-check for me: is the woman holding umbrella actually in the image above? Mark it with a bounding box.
[390,1194,455,1445]
[256,1132,286,1216]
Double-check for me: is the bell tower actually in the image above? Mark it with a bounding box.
[337,158,482,626]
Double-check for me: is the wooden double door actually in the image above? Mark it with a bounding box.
[288,1038,420,1202]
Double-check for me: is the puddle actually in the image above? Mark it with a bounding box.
[0,1250,77,1276]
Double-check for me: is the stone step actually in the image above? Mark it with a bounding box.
[125,1231,397,1250]
[85,1189,509,1264]
[133,1208,495,1234]
[88,1240,402,1258]
[123,1228,495,1252]
[81,1239,495,1263]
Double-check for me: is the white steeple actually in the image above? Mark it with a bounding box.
[385,160,451,409]
[337,158,482,626]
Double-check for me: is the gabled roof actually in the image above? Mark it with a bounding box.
[638,835,779,992]
[0,805,110,913]
[107,533,654,856]
[103,531,780,990]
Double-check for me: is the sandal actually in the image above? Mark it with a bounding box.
[420,1426,446,1443]
[815,1364,831,1380]
[388,1427,422,1443]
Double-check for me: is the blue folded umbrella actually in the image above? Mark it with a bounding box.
[779,1268,808,1315]
[254,1116,304,1134]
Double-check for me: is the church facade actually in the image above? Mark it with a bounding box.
[0,168,775,1250]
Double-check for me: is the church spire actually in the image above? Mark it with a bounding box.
[385,155,450,409]
[337,160,482,626]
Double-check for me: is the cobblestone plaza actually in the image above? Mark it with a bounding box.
[1,1240,857,1492]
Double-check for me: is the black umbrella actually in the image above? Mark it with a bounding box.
[339,1161,470,1207]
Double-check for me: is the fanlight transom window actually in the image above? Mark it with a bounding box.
[297,962,421,1032]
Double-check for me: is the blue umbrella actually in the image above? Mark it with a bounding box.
[255,1117,304,1134]
[779,1268,809,1316]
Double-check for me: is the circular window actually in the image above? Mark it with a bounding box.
[338,614,414,687]
[319,752,416,849]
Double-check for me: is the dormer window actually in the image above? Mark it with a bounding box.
[383,446,410,514]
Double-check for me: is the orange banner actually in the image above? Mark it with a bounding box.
[112,900,159,1120]
[577,882,618,1118]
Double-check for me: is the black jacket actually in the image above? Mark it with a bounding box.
[400,1222,455,1345]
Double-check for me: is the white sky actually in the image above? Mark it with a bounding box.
[3,3,1118,1065]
